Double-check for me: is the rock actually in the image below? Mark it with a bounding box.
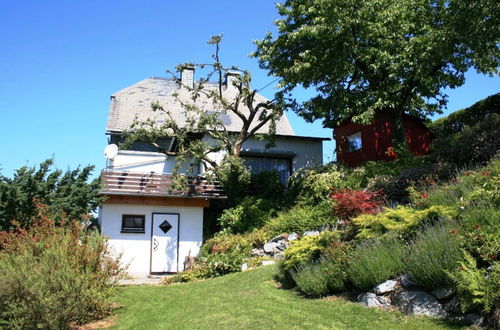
[270,234,288,243]
[358,293,391,308]
[263,242,280,253]
[288,232,299,241]
[393,291,447,318]
[452,313,484,326]
[275,242,288,251]
[261,260,276,266]
[251,248,265,257]
[303,230,320,237]
[373,280,398,295]
[241,263,248,271]
[443,296,461,314]
[400,274,418,289]
[431,287,455,300]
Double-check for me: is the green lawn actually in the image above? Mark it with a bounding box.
[111,266,461,330]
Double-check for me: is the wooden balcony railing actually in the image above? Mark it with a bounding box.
[100,170,225,198]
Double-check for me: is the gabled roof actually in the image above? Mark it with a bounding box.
[106,77,296,136]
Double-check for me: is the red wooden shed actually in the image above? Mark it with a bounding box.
[334,112,432,167]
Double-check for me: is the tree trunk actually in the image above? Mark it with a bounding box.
[390,111,407,152]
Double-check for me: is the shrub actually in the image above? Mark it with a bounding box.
[216,156,251,204]
[349,237,405,291]
[267,201,336,236]
[405,222,463,289]
[0,207,124,328]
[331,189,382,223]
[293,258,347,297]
[431,113,500,166]
[287,164,365,204]
[352,205,456,239]
[448,252,499,314]
[249,171,285,202]
[217,196,276,234]
[280,231,340,272]
[200,232,252,257]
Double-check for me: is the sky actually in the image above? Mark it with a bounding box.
[1,1,499,178]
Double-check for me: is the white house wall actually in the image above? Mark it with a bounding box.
[109,150,196,174]
[100,203,203,275]
[202,135,323,174]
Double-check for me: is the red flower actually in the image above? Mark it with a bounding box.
[420,193,429,199]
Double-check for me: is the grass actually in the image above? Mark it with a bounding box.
[110,266,461,330]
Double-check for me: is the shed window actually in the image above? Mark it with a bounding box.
[346,132,362,152]
[121,215,145,233]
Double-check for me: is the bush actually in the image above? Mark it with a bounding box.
[0,207,124,328]
[217,197,276,234]
[293,258,347,297]
[216,156,251,204]
[249,171,285,202]
[448,252,499,314]
[331,189,382,223]
[431,111,500,166]
[267,201,336,236]
[349,237,405,291]
[405,222,463,289]
[352,205,456,239]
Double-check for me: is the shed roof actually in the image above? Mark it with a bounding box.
[106,77,296,136]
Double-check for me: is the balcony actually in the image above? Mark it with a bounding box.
[100,170,225,198]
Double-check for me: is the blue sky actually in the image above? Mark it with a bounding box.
[1,1,498,178]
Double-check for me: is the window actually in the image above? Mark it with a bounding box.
[346,131,362,152]
[121,215,145,233]
[242,156,291,184]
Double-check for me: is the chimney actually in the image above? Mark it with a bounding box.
[225,71,240,92]
[180,65,195,89]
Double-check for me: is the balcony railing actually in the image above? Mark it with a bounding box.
[100,170,225,198]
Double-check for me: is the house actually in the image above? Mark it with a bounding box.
[98,67,328,275]
[334,112,432,167]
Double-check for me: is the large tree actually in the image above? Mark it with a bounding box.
[123,36,290,186]
[255,0,500,144]
[0,159,103,230]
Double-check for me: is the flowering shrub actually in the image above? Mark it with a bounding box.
[331,189,383,223]
[0,204,125,328]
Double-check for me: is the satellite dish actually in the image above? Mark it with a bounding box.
[104,144,119,160]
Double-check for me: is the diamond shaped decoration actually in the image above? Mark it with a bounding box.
[159,220,172,234]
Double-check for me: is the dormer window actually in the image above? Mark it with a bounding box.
[346,131,362,152]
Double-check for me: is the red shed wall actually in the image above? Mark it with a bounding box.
[335,113,432,167]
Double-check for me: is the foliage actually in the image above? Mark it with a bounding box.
[280,231,340,273]
[216,156,251,205]
[217,196,276,234]
[368,162,453,204]
[200,232,252,257]
[293,257,348,297]
[255,0,500,145]
[266,201,336,237]
[405,222,463,290]
[0,159,103,230]
[0,205,124,328]
[429,93,500,137]
[122,35,291,193]
[349,237,405,291]
[431,113,500,166]
[331,189,382,223]
[447,252,499,314]
[352,205,456,239]
[287,163,365,204]
[248,171,285,202]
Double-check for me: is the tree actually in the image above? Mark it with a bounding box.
[0,159,103,230]
[122,36,290,189]
[254,0,500,145]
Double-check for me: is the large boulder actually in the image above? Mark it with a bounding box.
[358,293,391,308]
[373,280,398,295]
[392,291,447,318]
[452,314,484,327]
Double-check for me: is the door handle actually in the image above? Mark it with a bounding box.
[153,238,159,252]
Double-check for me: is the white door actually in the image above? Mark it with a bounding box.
[151,213,179,273]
